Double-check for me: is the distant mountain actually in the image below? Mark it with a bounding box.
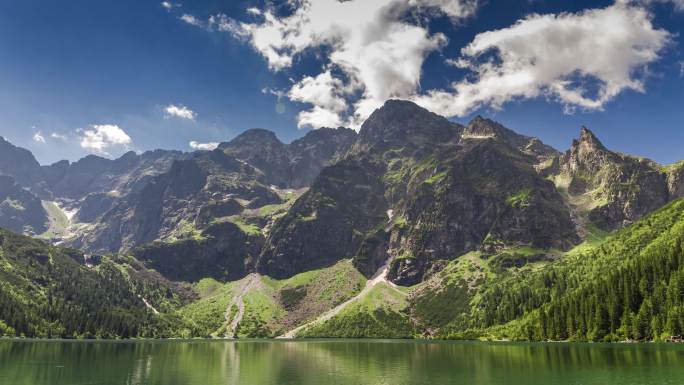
[218,126,356,188]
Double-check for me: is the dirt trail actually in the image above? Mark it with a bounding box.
[223,273,260,338]
[277,258,403,339]
[139,296,160,315]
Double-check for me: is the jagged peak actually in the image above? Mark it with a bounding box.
[225,128,283,147]
[577,126,606,151]
[357,99,460,147]
[463,115,507,138]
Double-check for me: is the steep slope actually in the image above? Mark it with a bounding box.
[258,158,388,278]
[218,127,356,188]
[71,149,281,253]
[0,137,48,196]
[44,150,188,200]
[435,197,684,341]
[556,127,671,230]
[0,175,47,235]
[260,100,578,285]
[0,229,187,338]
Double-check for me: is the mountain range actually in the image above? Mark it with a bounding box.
[0,100,682,341]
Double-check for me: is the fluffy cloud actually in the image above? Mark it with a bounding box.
[187,0,477,128]
[180,14,201,27]
[78,124,132,155]
[184,1,671,128]
[414,3,671,116]
[189,141,219,150]
[164,104,197,120]
[32,131,45,143]
[288,71,348,128]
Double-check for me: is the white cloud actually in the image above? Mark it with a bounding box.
[78,124,132,155]
[189,141,219,150]
[188,1,671,127]
[180,14,202,27]
[32,131,45,143]
[50,132,67,141]
[164,104,197,120]
[414,3,671,117]
[161,2,179,10]
[186,0,477,129]
[288,71,348,128]
[246,7,262,16]
[619,0,684,10]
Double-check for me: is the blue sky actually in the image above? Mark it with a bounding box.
[0,0,682,165]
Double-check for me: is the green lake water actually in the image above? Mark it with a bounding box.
[1,339,683,385]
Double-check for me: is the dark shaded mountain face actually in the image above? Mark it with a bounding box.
[218,127,356,188]
[0,175,47,235]
[0,137,48,196]
[1,100,682,289]
[259,101,577,284]
[71,149,281,253]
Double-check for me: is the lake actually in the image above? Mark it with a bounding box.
[1,339,683,385]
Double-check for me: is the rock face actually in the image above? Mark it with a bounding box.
[0,137,49,196]
[558,127,670,230]
[44,150,189,200]
[72,149,281,253]
[261,101,579,285]
[258,158,388,278]
[133,221,264,282]
[219,127,356,188]
[0,175,47,235]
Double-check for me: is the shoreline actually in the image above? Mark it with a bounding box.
[1,336,681,345]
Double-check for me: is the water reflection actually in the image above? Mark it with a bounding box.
[1,340,683,385]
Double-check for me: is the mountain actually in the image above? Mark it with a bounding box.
[260,101,577,285]
[218,126,356,188]
[556,126,675,231]
[0,228,191,338]
[0,175,47,235]
[0,99,682,341]
[0,137,49,196]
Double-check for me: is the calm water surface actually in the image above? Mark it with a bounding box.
[1,339,683,385]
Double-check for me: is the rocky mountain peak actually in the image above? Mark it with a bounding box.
[463,115,507,138]
[577,126,606,152]
[221,128,283,148]
[354,99,462,153]
[462,116,559,160]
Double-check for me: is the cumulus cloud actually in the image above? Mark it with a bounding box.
[77,124,132,155]
[414,3,671,116]
[32,131,45,143]
[180,14,202,27]
[288,71,348,127]
[164,104,197,120]
[184,0,477,128]
[184,1,671,128]
[189,141,219,150]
